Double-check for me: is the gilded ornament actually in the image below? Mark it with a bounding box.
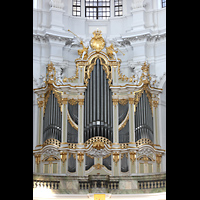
[60,151,67,163]
[93,141,105,150]
[35,154,41,165]
[62,98,68,105]
[113,152,119,165]
[130,152,136,163]
[128,98,134,105]
[78,41,89,60]
[119,99,128,105]
[78,98,84,106]
[118,111,129,131]
[68,98,78,105]
[156,153,162,164]
[38,100,44,108]
[106,43,118,60]
[90,29,105,52]
[67,110,78,130]
[112,98,119,106]
[93,163,104,170]
[77,152,84,166]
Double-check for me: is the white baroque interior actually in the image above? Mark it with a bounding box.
[33,0,166,198]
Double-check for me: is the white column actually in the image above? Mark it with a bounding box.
[61,95,68,147]
[152,94,159,145]
[37,95,45,145]
[112,96,119,144]
[128,94,136,146]
[78,97,84,145]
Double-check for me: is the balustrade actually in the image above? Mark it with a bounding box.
[33,180,60,189]
[138,180,166,189]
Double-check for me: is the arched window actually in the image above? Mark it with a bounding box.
[85,0,110,19]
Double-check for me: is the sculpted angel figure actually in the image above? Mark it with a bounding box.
[78,41,89,60]
[106,43,118,60]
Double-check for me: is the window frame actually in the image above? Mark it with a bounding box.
[72,0,81,17]
[85,0,110,20]
[161,0,166,8]
[114,0,123,17]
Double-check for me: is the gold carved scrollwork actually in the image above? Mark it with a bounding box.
[84,55,112,87]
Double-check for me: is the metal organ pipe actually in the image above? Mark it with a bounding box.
[84,58,113,142]
[100,63,104,138]
[43,91,62,143]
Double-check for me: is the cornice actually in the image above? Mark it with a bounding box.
[120,33,166,46]
[33,33,73,45]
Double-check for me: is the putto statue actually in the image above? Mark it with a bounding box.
[78,41,89,60]
[106,43,118,60]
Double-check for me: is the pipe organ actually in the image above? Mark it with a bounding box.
[135,91,154,142]
[43,90,62,142]
[84,58,113,142]
[33,29,165,177]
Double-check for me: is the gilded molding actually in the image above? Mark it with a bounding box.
[67,109,78,131]
[118,111,129,131]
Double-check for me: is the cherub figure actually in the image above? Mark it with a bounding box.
[106,43,118,60]
[78,41,89,60]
